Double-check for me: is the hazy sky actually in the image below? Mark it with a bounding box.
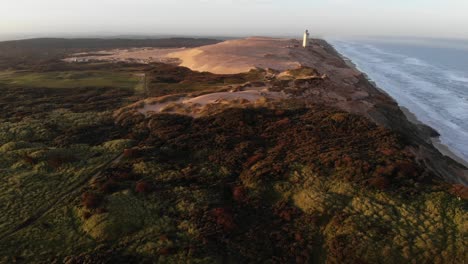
[1,0,467,39]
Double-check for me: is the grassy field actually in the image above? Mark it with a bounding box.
[0,57,465,263]
[0,70,142,90]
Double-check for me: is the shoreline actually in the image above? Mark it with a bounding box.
[329,41,468,170]
[431,137,468,168]
[399,106,468,168]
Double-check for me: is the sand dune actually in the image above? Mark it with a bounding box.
[165,37,363,84]
[166,37,301,74]
[64,37,362,88]
[132,88,287,117]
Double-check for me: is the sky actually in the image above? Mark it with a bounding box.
[1,0,468,40]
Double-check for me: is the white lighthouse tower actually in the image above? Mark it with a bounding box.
[303,30,310,48]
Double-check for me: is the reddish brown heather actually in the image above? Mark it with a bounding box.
[135,180,154,194]
[81,192,103,209]
[451,184,468,199]
[211,207,236,231]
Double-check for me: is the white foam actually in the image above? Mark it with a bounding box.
[403,57,431,67]
[445,71,468,83]
[330,40,468,163]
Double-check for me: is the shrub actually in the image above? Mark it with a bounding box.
[81,192,147,241]
[0,141,43,152]
[82,192,103,209]
[275,109,285,116]
[123,148,139,158]
[22,155,36,165]
[368,176,391,190]
[135,180,154,194]
[47,152,76,169]
[451,184,468,199]
[330,113,347,123]
[275,118,291,126]
[327,235,357,263]
[99,180,119,194]
[373,165,395,177]
[232,186,247,202]
[395,161,419,179]
[132,161,161,176]
[244,153,264,168]
[102,139,136,152]
[378,147,396,156]
[82,211,92,219]
[211,207,236,231]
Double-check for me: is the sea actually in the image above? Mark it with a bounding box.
[329,37,468,165]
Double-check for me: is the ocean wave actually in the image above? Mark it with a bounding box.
[444,71,468,84]
[330,40,468,163]
[403,57,431,67]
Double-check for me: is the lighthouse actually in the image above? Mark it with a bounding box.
[303,30,310,48]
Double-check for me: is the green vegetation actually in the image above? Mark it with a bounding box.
[0,38,221,70]
[0,39,465,263]
[73,106,464,263]
[287,167,466,263]
[0,70,141,90]
[146,63,265,97]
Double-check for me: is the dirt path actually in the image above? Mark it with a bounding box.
[134,73,149,97]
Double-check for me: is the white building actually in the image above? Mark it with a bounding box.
[303,30,310,48]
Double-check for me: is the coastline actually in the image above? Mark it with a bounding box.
[431,137,468,168]
[331,42,468,163]
[399,106,468,168]
[327,40,468,183]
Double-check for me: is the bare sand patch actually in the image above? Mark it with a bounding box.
[64,47,185,64]
[135,88,287,117]
[165,37,301,74]
[183,89,283,105]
